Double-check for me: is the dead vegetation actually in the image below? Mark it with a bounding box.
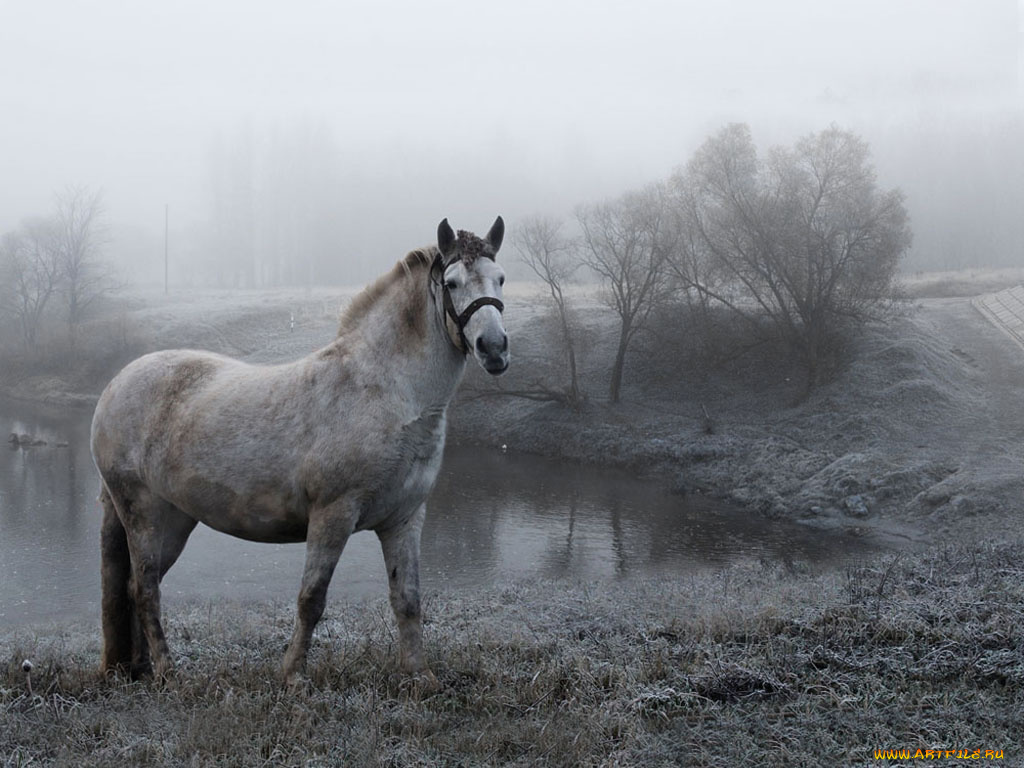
[3,542,1022,766]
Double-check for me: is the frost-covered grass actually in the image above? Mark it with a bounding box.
[3,543,1022,766]
[0,286,354,406]
[901,268,1024,299]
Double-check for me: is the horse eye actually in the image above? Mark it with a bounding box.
[445,279,458,290]
[498,276,505,286]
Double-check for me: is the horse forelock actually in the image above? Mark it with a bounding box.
[453,231,495,265]
[336,247,436,339]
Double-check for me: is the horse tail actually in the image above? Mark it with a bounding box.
[99,482,146,677]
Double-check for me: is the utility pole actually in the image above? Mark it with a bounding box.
[164,204,169,295]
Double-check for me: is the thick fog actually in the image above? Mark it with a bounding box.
[1,0,1020,286]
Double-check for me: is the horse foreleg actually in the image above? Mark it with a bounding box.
[282,507,353,686]
[378,504,434,683]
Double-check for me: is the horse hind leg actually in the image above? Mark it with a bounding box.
[100,483,141,676]
[101,480,197,679]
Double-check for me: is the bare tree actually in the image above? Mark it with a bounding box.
[513,215,583,406]
[0,219,63,350]
[53,186,111,352]
[670,123,911,391]
[576,184,673,403]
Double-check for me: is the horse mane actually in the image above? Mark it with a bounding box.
[336,247,437,338]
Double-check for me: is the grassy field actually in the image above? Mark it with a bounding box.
[3,542,1022,766]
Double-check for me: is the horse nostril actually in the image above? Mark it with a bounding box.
[500,335,508,352]
[476,337,487,354]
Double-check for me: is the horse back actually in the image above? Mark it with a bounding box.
[92,349,234,475]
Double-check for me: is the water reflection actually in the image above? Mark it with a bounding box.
[0,400,882,629]
[426,449,876,584]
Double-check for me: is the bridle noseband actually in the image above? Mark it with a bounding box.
[431,253,505,354]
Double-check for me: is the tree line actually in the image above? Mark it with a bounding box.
[512,123,912,404]
[0,186,112,356]
[0,123,910,403]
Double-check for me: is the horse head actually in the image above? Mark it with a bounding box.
[436,217,509,375]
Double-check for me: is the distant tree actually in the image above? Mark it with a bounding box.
[203,121,347,287]
[53,186,111,353]
[576,184,673,403]
[0,219,63,350]
[670,123,911,391]
[513,215,583,406]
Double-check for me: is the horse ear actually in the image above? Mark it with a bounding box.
[486,216,504,255]
[437,218,456,258]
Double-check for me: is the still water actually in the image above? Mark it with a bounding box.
[0,399,881,628]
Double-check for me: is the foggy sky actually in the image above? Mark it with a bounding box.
[1,0,1021,283]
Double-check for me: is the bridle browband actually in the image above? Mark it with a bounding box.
[430,252,505,354]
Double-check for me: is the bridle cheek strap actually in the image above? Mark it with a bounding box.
[441,287,504,354]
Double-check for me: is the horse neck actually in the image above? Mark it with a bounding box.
[336,274,466,411]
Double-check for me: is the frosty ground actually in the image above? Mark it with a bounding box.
[2,272,1024,765]
[3,544,1022,766]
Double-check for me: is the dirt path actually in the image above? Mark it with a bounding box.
[972,286,1024,351]
[907,298,1024,533]
[924,297,1024,444]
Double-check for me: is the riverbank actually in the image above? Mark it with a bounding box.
[453,293,1024,544]
[2,541,1020,766]
[3,274,1024,543]
[0,286,354,409]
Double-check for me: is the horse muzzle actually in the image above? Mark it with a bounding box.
[476,332,510,375]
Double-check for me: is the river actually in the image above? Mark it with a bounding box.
[0,398,882,628]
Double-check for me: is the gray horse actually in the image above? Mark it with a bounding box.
[90,217,508,685]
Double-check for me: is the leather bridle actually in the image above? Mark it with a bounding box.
[431,253,505,354]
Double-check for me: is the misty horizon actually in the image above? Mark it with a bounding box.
[1,0,1021,286]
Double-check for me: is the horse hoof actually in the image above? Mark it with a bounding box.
[407,668,440,695]
[153,663,176,685]
[284,671,311,692]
